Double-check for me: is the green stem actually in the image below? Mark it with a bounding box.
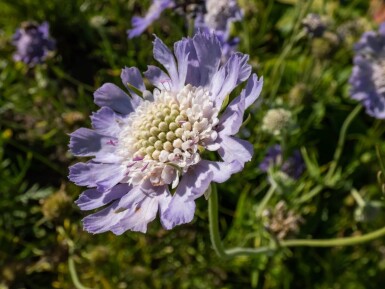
[209,184,385,258]
[298,185,323,204]
[208,185,227,259]
[255,184,276,217]
[281,226,385,247]
[68,256,92,289]
[326,104,362,181]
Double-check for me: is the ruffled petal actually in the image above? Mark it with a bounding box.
[197,160,243,183]
[144,65,172,89]
[69,162,125,191]
[236,53,252,84]
[82,201,123,233]
[120,67,144,107]
[153,36,179,89]
[94,83,135,115]
[217,73,263,136]
[173,37,191,90]
[69,128,121,163]
[210,53,242,108]
[76,183,129,210]
[90,107,123,137]
[217,92,245,136]
[162,164,213,229]
[192,32,222,87]
[217,135,253,166]
[243,74,263,109]
[110,185,171,234]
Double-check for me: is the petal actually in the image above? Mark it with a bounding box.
[197,160,243,183]
[217,73,263,136]
[173,37,191,90]
[210,54,242,108]
[94,83,135,115]
[217,135,253,166]
[76,183,129,210]
[69,128,121,163]
[143,65,172,89]
[153,36,179,89]
[192,32,222,87]
[217,91,245,136]
[162,164,213,229]
[243,74,263,109]
[215,53,253,107]
[69,162,125,191]
[82,201,122,233]
[110,185,170,234]
[120,67,144,107]
[38,22,50,38]
[127,0,173,39]
[90,107,123,137]
[236,53,252,84]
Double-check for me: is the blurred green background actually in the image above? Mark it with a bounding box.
[1,0,385,288]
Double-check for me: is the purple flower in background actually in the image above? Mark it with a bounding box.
[127,0,175,39]
[349,23,385,118]
[203,0,242,33]
[69,32,263,234]
[301,13,327,38]
[259,145,305,180]
[12,22,55,65]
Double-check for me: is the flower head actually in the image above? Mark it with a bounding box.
[127,0,175,39]
[301,13,328,38]
[69,32,263,234]
[262,108,293,136]
[349,23,385,118]
[203,0,242,33]
[259,145,305,180]
[12,22,55,65]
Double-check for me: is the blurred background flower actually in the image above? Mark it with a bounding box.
[12,21,55,65]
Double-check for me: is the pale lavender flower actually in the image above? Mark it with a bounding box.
[203,0,242,33]
[127,0,175,39]
[128,0,242,40]
[69,32,263,234]
[349,23,385,118]
[259,145,305,180]
[12,22,55,65]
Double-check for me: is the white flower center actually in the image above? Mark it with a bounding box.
[117,84,219,187]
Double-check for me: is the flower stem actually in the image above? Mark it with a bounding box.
[326,104,362,182]
[281,226,385,247]
[208,183,385,258]
[68,256,92,289]
[208,185,228,259]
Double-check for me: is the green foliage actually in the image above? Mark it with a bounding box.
[0,0,385,288]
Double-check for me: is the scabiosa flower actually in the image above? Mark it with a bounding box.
[127,0,175,39]
[349,23,385,118]
[259,145,305,180]
[69,32,263,234]
[301,13,328,38]
[203,0,242,33]
[262,108,293,136]
[12,22,55,65]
